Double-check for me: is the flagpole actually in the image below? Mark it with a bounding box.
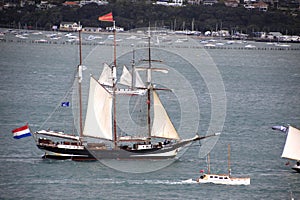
[113,20,116,67]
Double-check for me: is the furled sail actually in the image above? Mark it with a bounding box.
[150,91,180,140]
[83,77,113,140]
[119,65,145,88]
[99,63,113,86]
[71,75,80,135]
[281,126,300,161]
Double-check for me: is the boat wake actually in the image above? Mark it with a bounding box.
[70,178,199,185]
[0,155,41,164]
[137,179,197,185]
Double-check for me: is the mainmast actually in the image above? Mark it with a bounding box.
[98,12,117,148]
[112,20,117,148]
[146,28,152,139]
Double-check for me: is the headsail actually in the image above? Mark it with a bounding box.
[83,77,113,140]
[119,65,145,88]
[99,63,113,86]
[151,90,180,140]
[281,126,300,161]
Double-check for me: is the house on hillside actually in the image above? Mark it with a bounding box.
[37,1,56,9]
[244,0,268,11]
[80,0,108,6]
[224,0,239,7]
[63,1,80,7]
[253,1,268,11]
[59,22,82,32]
[203,0,218,5]
[154,0,184,6]
[187,0,201,5]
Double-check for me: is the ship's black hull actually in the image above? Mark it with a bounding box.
[37,144,96,161]
[87,137,199,160]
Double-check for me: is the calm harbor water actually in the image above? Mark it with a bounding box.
[0,29,300,199]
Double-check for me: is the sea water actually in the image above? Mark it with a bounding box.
[0,29,300,199]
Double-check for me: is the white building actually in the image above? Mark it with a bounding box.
[154,0,184,6]
[80,0,108,6]
[59,22,82,32]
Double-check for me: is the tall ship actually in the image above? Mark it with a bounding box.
[33,15,218,160]
[82,24,218,160]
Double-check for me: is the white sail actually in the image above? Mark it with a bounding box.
[83,77,113,140]
[281,126,300,161]
[99,63,113,86]
[119,65,145,88]
[135,70,145,88]
[151,91,180,140]
[119,65,132,87]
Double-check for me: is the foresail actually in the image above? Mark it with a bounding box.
[83,77,113,140]
[99,63,113,86]
[135,71,145,88]
[151,91,180,140]
[281,126,300,161]
[119,65,145,88]
[119,66,132,87]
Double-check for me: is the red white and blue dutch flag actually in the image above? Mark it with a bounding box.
[12,124,31,139]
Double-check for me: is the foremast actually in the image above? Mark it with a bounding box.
[112,20,118,149]
[78,24,83,142]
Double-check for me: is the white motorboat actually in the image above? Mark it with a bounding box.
[195,144,250,185]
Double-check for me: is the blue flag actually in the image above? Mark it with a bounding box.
[61,102,70,107]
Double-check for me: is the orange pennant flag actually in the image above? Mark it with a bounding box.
[98,12,114,22]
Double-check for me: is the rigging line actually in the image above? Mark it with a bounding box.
[122,95,145,135]
[189,144,202,148]
[37,83,75,131]
[82,45,99,63]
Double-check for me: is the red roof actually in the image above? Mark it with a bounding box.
[63,1,79,6]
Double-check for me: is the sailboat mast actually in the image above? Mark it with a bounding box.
[147,31,152,139]
[207,153,211,174]
[112,20,117,148]
[78,27,83,139]
[228,144,231,177]
[131,49,135,90]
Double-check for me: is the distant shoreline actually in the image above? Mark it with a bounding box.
[2,27,300,44]
[1,28,300,51]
